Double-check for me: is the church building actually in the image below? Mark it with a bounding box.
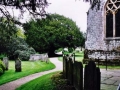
[85,0,120,60]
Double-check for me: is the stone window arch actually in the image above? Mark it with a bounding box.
[105,0,120,38]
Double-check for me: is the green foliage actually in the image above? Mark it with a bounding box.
[0,17,34,60]
[68,48,74,53]
[23,14,85,53]
[0,17,17,53]
[0,53,7,59]
[6,37,36,60]
[16,28,26,39]
[0,68,3,75]
[0,60,5,75]
[14,46,36,60]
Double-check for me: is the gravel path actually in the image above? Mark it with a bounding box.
[0,57,63,90]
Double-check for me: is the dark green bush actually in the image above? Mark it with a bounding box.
[0,53,7,59]
[0,60,5,75]
[68,48,74,53]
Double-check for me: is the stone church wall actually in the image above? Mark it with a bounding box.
[85,0,120,60]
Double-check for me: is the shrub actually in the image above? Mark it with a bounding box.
[0,53,7,59]
[68,48,74,53]
[0,68,3,75]
[14,47,36,61]
[0,60,5,75]
[29,47,36,54]
[18,51,30,60]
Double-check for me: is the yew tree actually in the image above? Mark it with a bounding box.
[23,14,84,56]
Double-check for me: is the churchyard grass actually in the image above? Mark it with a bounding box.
[0,60,55,85]
[16,71,59,90]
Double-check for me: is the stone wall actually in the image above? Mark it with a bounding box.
[85,0,120,59]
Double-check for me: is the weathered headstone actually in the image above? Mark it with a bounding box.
[63,55,67,78]
[84,61,101,90]
[67,58,73,85]
[29,53,48,62]
[44,54,49,63]
[29,54,41,61]
[73,61,83,90]
[3,57,9,70]
[15,58,21,72]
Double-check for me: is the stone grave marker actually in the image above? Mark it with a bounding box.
[15,58,21,72]
[3,57,9,70]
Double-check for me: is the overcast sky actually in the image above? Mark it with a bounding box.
[7,0,90,32]
[46,0,90,32]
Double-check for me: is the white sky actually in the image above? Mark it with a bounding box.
[46,0,90,32]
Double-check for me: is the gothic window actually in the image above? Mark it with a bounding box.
[106,0,120,38]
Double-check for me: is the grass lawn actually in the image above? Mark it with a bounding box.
[0,60,55,85]
[16,71,59,90]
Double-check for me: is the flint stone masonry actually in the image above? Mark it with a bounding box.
[3,57,9,70]
[85,0,120,59]
[29,53,48,62]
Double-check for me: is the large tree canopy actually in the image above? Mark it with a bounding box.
[23,14,85,56]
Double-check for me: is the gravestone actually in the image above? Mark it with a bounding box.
[3,57,9,70]
[84,61,101,90]
[29,53,48,62]
[67,58,73,85]
[63,55,67,78]
[15,58,21,72]
[73,61,83,90]
[44,54,49,63]
[29,54,41,61]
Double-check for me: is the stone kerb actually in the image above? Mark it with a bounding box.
[3,57,9,70]
[29,53,48,62]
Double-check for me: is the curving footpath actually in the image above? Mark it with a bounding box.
[1,57,120,90]
[0,57,63,90]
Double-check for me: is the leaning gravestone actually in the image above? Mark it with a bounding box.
[15,58,21,72]
[3,57,9,70]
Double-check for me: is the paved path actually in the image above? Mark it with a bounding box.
[101,69,120,90]
[0,58,63,90]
